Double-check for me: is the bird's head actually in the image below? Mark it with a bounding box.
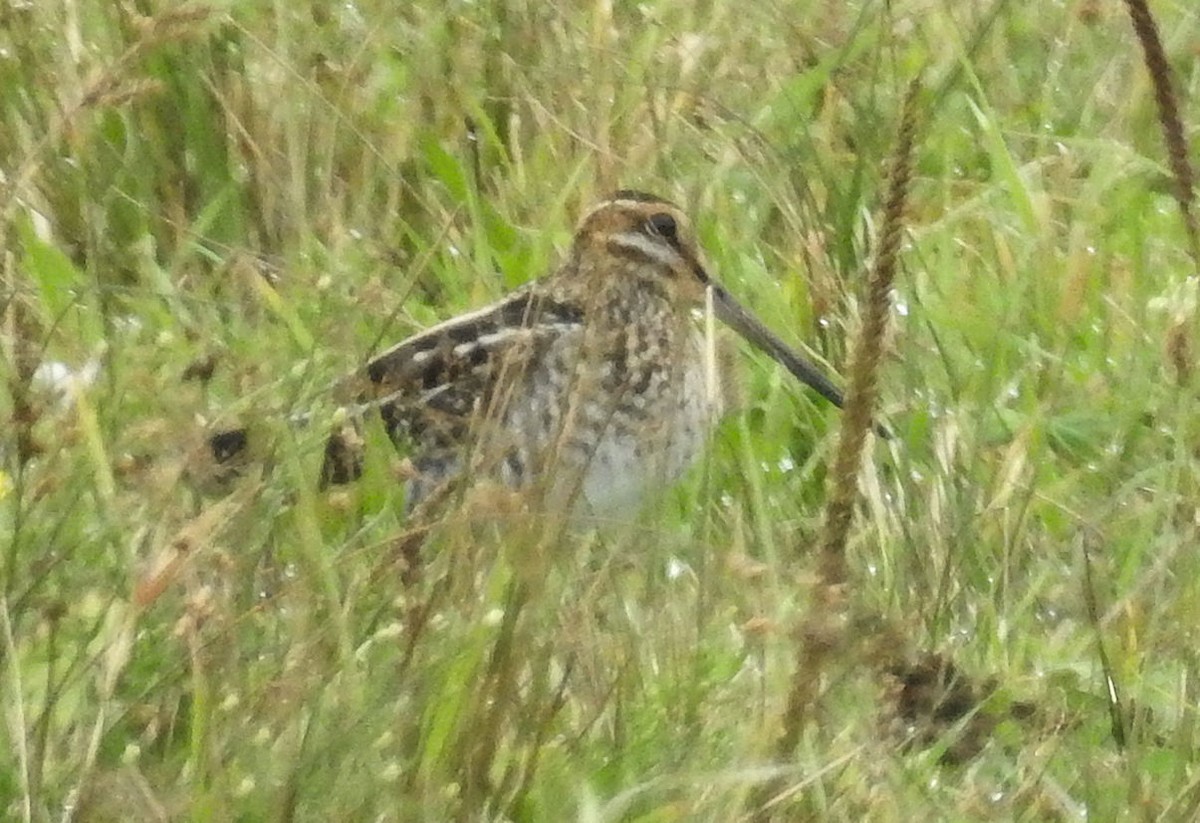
[568,190,849,410]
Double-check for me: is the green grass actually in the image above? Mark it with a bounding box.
[3,0,1200,819]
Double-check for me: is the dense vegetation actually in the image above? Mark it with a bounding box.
[3,1,1199,819]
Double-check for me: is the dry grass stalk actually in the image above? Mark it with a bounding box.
[772,75,921,773]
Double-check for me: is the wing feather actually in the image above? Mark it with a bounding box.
[320,288,584,486]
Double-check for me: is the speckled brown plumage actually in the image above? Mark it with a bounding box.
[324,191,849,519]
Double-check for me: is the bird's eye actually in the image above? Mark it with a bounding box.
[645,212,679,244]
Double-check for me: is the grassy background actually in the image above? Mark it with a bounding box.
[3,0,1200,819]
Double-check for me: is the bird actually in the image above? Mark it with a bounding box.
[318,190,850,521]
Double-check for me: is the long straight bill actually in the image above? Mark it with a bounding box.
[707,282,847,409]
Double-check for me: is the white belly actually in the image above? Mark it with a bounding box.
[574,341,721,518]
[490,330,725,521]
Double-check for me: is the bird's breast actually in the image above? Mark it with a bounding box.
[501,325,724,518]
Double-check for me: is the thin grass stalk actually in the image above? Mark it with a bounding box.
[774,75,921,763]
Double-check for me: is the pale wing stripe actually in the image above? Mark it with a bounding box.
[367,288,582,375]
[369,293,527,363]
[450,323,581,359]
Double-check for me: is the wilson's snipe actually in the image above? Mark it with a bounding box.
[321,190,848,519]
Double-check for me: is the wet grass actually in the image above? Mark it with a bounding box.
[3,0,1200,819]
